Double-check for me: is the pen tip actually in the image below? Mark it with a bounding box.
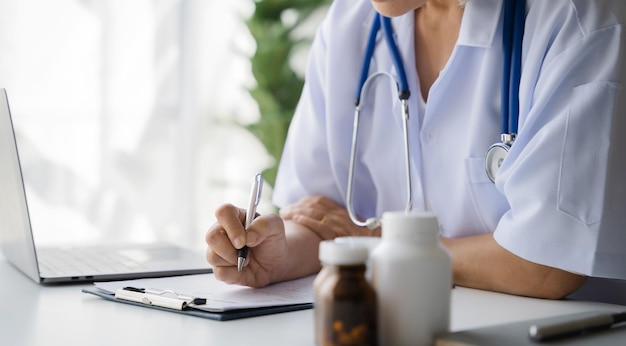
[237,257,244,272]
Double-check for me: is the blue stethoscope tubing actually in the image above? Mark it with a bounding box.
[347,13,413,229]
[347,0,525,228]
[355,15,411,103]
[505,0,525,136]
[486,0,526,182]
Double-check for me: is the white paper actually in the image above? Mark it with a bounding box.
[94,274,315,312]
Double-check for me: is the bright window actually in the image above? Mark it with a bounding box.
[0,0,271,251]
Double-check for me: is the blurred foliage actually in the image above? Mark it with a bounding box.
[245,0,330,187]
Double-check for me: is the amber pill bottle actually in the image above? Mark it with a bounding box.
[316,241,377,346]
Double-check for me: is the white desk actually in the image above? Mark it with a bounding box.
[1,253,624,346]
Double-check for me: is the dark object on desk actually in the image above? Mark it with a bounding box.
[529,311,626,342]
[82,288,313,321]
[435,311,626,346]
[316,242,377,346]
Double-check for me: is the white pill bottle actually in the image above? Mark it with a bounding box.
[370,211,452,346]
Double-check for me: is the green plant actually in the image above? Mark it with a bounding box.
[245,0,330,187]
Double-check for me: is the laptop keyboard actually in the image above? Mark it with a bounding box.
[37,246,147,276]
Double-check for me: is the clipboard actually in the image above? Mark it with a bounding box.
[81,273,315,321]
[81,288,313,321]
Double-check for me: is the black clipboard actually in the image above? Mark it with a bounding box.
[82,288,313,321]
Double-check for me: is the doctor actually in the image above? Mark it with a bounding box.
[206,0,626,300]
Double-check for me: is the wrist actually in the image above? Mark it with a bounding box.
[278,220,323,282]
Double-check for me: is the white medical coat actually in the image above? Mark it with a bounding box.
[273,0,626,280]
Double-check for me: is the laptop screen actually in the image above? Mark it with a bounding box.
[0,88,42,283]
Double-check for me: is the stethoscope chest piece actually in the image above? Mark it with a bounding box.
[485,133,515,183]
[485,143,509,183]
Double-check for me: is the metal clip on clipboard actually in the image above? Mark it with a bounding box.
[114,287,207,311]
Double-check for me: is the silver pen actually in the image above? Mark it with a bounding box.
[237,173,263,272]
[529,311,626,342]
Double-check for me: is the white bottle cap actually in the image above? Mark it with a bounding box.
[381,211,440,238]
[318,240,369,265]
[334,236,381,253]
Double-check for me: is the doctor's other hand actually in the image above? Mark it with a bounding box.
[205,203,289,288]
[279,195,381,239]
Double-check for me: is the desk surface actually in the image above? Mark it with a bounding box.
[1,253,624,346]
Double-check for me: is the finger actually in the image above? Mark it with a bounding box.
[278,206,295,220]
[205,227,239,265]
[205,220,225,243]
[212,265,247,286]
[279,202,311,219]
[279,195,334,220]
[280,206,326,222]
[280,198,329,220]
[308,195,341,208]
[292,214,338,240]
[205,246,233,267]
[215,203,247,249]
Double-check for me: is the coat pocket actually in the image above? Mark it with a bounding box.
[558,82,619,225]
[464,157,508,232]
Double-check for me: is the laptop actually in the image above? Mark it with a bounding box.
[0,89,212,283]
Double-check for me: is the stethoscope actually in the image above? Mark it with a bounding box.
[346,0,526,229]
[485,0,526,183]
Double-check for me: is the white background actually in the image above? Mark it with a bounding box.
[0,0,323,251]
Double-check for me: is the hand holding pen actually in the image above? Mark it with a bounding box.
[237,173,263,272]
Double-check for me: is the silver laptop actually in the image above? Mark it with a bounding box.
[0,89,212,283]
